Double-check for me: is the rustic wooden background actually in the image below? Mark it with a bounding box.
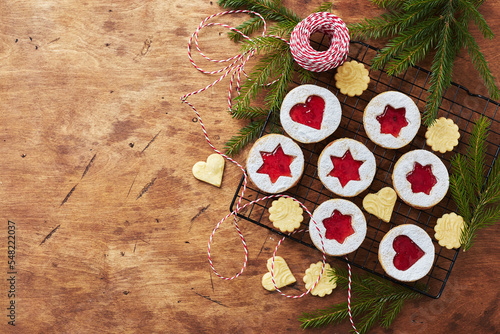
[1,0,499,333]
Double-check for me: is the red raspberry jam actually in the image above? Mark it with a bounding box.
[406,162,437,195]
[256,144,295,184]
[323,209,355,244]
[328,150,364,188]
[392,235,425,271]
[376,104,408,137]
[289,95,325,130]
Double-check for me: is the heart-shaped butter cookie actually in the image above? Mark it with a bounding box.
[362,187,397,222]
[262,256,296,291]
[192,153,225,187]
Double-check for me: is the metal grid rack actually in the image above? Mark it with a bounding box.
[230,40,500,299]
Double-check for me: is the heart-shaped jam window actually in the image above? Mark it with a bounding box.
[392,235,425,271]
[289,95,325,130]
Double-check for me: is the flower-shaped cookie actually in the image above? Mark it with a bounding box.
[434,213,465,249]
[262,256,297,291]
[425,117,460,153]
[268,197,303,233]
[303,262,336,297]
[363,187,397,223]
[335,60,370,97]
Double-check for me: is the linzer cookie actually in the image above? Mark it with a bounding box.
[280,84,342,144]
[392,150,449,209]
[378,224,435,282]
[309,198,367,256]
[318,138,376,197]
[247,134,304,194]
[363,91,421,149]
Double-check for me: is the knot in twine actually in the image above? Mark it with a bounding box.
[290,12,350,72]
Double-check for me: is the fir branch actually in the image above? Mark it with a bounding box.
[267,20,297,38]
[485,156,500,200]
[449,167,473,222]
[299,268,422,333]
[467,116,490,192]
[403,0,448,12]
[350,7,436,41]
[453,17,500,100]
[233,49,286,110]
[239,35,288,55]
[224,119,267,156]
[218,0,301,24]
[228,16,265,42]
[370,0,403,9]
[349,0,500,125]
[371,16,442,73]
[314,2,333,13]
[456,0,494,39]
[450,116,500,251]
[423,3,456,126]
[229,105,269,119]
[380,298,404,328]
[263,50,293,109]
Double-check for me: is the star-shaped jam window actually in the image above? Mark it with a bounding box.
[323,209,355,244]
[376,104,409,138]
[328,150,364,188]
[406,162,437,195]
[256,144,296,184]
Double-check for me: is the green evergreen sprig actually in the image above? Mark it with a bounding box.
[299,267,423,333]
[218,0,327,156]
[349,0,500,126]
[449,116,500,251]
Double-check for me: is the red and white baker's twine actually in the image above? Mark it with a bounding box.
[290,12,349,72]
[181,10,357,330]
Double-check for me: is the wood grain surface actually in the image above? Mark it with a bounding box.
[0,0,499,333]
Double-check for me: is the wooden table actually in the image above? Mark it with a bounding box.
[1,0,499,333]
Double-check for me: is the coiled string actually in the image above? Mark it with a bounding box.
[290,12,349,72]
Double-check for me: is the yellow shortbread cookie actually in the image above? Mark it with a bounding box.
[303,262,336,297]
[434,213,465,249]
[425,117,460,153]
[262,256,297,291]
[335,60,370,97]
[268,197,303,233]
[363,187,397,223]
[192,153,225,187]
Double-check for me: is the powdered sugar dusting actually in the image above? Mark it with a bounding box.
[318,138,376,197]
[309,199,367,256]
[392,149,449,209]
[281,84,342,143]
[363,91,420,149]
[247,134,304,193]
[378,224,435,282]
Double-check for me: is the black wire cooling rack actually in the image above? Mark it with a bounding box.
[229,40,500,299]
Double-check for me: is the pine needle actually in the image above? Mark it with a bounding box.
[224,119,267,156]
[450,116,500,251]
[299,268,422,332]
